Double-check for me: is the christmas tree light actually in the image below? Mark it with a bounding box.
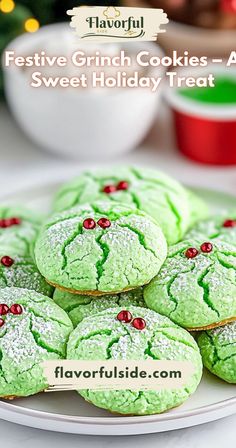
[24,17,39,32]
[0,0,15,13]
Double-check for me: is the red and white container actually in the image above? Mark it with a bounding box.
[166,65,236,165]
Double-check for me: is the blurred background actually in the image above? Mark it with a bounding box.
[0,0,236,196]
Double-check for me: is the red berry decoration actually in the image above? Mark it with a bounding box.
[103,185,116,194]
[97,218,111,229]
[10,217,21,226]
[1,256,14,267]
[117,310,133,323]
[223,219,236,228]
[3,219,13,227]
[201,242,213,253]
[0,319,5,328]
[0,217,21,228]
[10,304,23,315]
[185,248,199,259]
[0,304,9,315]
[83,218,96,230]
[132,317,146,330]
[0,219,8,228]
[116,180,129,191]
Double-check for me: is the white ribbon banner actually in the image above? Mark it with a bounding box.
[67,6,169,42]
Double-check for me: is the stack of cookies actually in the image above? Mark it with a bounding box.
[0,167,235,415]
[0,205,73,398]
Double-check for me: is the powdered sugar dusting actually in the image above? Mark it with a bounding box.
[0,288,72,370]
[210,321,236,344]
[186,211,236,246]
[0,255,52,296]
[68,306,199,363]
[36,202,167,292]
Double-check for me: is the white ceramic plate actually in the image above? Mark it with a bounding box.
[0,182,235,435]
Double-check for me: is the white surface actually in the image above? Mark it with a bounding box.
[1,183,236,436]
[0,102,236,445]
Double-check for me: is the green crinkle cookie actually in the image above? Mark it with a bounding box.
[67,306,202,415]
[53,287,145,327]
[186,190,209,228]
[35,202,167,294]
[0,287,73,398]
[144,239,236,330]
[52,167,190,245]
[185,211,236,245]
[0,205,42,257]
[0,253,54,297]
[198,322,236,383]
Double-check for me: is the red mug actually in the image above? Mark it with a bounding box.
[166,65,236,165]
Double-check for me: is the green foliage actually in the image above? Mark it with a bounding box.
[17,0,56,24]
[0,5,31,40]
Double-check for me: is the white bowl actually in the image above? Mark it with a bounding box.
[3,23,165,159]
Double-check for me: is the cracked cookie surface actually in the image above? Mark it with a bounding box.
[198,322,236,383]
[35,202,167,295]
[67,306,202,415]
[144,239,236,330]
[0,287,73,398]
[53,287,145,327]
[0,254,54,297]
[52,167,190,245]
[0,205,42,257]
[185,211,236,245]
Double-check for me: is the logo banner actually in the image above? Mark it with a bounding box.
[67,6,169,42]
[43,360,194,391]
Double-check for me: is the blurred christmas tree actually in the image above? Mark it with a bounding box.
[0,0,118,97]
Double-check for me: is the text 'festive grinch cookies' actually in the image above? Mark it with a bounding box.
[53,287,145,327]
[144,239,236,331]
[52,167,190,245]
[0,287,73,398]
[67,306,202,415]
[0,205,42,257]
[198,322,236,384]
[35,202,167,296]
[0,254,54,297]
[185,212,236,246]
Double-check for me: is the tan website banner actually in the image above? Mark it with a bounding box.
[67,6,169,42]
[43,360,195,391]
